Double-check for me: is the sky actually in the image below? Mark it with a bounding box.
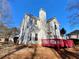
[8,0,79,33]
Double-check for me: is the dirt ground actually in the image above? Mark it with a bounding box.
[0,44,79,59]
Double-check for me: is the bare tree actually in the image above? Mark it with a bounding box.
[67,0,79,27]
[0,0,12,26]
[0,0,12,39]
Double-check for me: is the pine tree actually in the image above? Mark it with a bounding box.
[60,28,66,38]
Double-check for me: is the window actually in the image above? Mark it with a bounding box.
[27,25,29,28]
[29,34,31,41]
[55,24,57,30]
[35,33,38,41]
[35,20,37,25]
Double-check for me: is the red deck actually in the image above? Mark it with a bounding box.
[42,39,74,48]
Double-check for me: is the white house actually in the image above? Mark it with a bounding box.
[18,8,61,45]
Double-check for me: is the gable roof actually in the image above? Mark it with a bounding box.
[67,30,79,35]
[47,17,60,25]
[26,13,39,20]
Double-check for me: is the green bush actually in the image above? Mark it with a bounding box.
[71,39,79,45]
